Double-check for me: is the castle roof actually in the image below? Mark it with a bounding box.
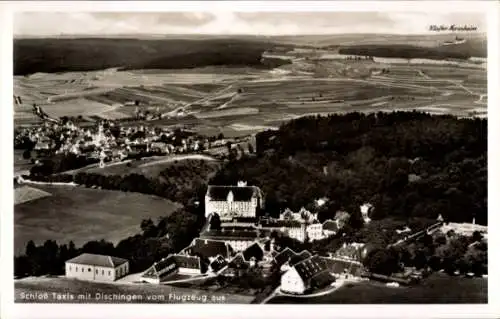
[206,185,261,201]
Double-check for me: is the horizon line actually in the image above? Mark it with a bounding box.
[14,31,488,38]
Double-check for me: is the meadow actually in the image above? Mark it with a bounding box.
[14,184,182,256]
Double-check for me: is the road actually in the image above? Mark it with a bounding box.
[388,222,443,248]
[260,286,282,304]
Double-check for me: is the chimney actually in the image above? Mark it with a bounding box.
[472,217,476,225]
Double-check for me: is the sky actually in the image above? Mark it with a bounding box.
[14,12,486,36]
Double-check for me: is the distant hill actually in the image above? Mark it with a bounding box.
[338,38,486,60]
[14,38,292,75]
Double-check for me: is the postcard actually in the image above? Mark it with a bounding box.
[1,1,498,319]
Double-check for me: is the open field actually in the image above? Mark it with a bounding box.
[15,277,254,303]
[268,273,487,304]
[14,36,487,128]
[14,186,52,205]
[14,184,182,256]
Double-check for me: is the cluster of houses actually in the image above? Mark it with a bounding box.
[64,182,372,295]
[17,117,258,170]
[15,120,236,167]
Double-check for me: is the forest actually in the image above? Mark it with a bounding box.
[338,42,485,60]
[14,38,291,75]
[214,112,487,225]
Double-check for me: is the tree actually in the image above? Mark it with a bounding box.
[25,240,36,258]
[472,231,483,243]
[140,218,157,238]
[22,150,31,160]
[363,248,400,275]
[209,213,221,231]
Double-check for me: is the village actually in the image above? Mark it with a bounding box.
[63,181,488,300]
[14,115,254,177]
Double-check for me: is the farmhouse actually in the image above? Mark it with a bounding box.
[141,254,203,284]
[205,182,264,221]
[65,253,129,282]
[274,248,313,271]
[280,255,335,294]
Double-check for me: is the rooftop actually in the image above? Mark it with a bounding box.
[200,229,260,241]
[66,253,128,268]
[322,219,339,232]
[242,242,265,262]
[293,256,329,284]
[206,185,262,202]
[142,254,202,279]
[186,238,233,260]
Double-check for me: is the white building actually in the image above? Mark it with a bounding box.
[65,253,129,282]
[205,182,264,221]
[306,223,324,241]
[360,203,373,224]
[262,208,332,242]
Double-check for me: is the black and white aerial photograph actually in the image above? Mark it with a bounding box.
[3,1,498,316]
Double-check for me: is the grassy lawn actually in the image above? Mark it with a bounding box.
[14,185,182,255]
[15,277,254,304]
[268,273,487,304]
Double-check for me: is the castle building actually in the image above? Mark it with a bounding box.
[205,182,264,221]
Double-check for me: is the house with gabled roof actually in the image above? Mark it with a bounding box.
[274,247,298,269]
[280,255,335,294]
[141,254,203,284]
[242,242,265,262]
[222,253,250,277]
[208,255,228,273]
[182,238,233,261]
[65,253,129,282]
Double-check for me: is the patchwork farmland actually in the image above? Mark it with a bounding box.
[14,46,487,127]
